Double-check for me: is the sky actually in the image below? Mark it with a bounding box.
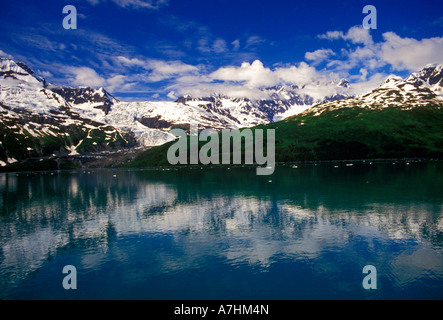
[0,0,442,101]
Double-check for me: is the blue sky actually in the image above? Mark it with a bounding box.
[0,0,442,100]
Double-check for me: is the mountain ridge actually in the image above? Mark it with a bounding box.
[126,64,443,168]
[1,56,443,169]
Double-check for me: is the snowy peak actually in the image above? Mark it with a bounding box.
[0,58,116,114]
[0,58,30,75]
[406,64,443,95]
[176,79,354,123]
[3,55,442,162]
[303,66,443,117]
[0,58,44,85]
[380,75,403,88]
[49,85,118,115]
[408,64,443,84]
[337,79,350,88]
[377,65,443,96]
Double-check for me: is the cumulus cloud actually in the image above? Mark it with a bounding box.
[317,25,443,73]
[58,25,443,101]
[67,67,107,87]
[318,26,373,45]
[209,60,328,90]
[380,33,443,71]
[61,56,202,94]
[344,26,374,45]
[116,55,199,82]
[107,74,127,91]
[274,62,326,86]
[305,49,336,64]
[168,60,345,101]
[210,60,277,88]
[145,60,199,81]
[318,30,343,41]
[64,66,130,91]
[349,72,389,95]
[170,83,273,101]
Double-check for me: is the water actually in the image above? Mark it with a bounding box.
[0,161,442,300]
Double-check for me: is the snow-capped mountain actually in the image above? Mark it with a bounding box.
[303,64,443,117]
[49,85,117,115]
[131,64,443,167]
[0,57,354,159]
[177,79,353,123]
[407,64,443,96]
[0,58,136,166]
[1,55,443,168]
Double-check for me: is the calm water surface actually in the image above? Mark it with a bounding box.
[1,162,442,300]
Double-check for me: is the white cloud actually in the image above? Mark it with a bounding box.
[318,30,343,41]
[305,49,336,64]
[197,38,230,54]
[167,91,177,100]
[107,75,127,91]
[38,70,54,78]
[381,32,443,71]
[53,25,442,101]
[349,72,389,95]
[169,60,345,101]
[359,68,368,81]
[67,67,106,87]
[274,62,326,87]
[145,59,199,82]
[318,26,373,45]
[171,83,272,101]
[86,0,170,9]
[245,36,266,48]
[197,38,211,53]
[317,25,443,74]
[210,60,277,88]
[344,26,373,45]
[116,56,199,82]
[117,56,146,67]
[212,39,228,54]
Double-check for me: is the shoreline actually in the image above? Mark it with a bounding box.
[1,156,441,174]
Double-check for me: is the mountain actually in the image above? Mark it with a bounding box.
[177,79,353,124]
[0,58,139,169]
[307,65,443,117]
[0,57,354,169]
[127,65,443,167]
[77,78,353,146]
[2,57,442,170]
[49,85,117,115]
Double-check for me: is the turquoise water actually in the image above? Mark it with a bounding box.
[1,161,442,300]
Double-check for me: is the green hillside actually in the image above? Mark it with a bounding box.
[126,104,443,168]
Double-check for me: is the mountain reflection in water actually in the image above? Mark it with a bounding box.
[0,162,442,299]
